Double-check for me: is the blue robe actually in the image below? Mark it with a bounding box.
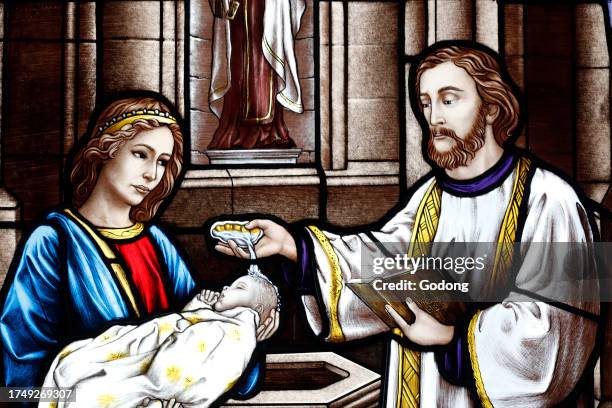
[0,210,260,396]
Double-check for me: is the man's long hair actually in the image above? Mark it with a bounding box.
[415,45,520,147]
[70,96,183,222]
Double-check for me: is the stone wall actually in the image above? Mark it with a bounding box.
[502,2,611,203]
[101,1,185,114]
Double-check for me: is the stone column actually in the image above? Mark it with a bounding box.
[0,3,21,288]
[331,2,346,170]
[405,0,429,186]
[66,1,98,145]
[319,1,331,169]
[102,1,162,94]
[575,8,611,404]
[162,1,177,109]
[64,2,77,152]
[319,1,346,170]
[405,0,426,57]
[65,1,99,146]
[313,1,346,170]
[285,0,316,164]
[347,2,398,165]
[189,0,215,164]
[476,0,498,52]
[575,4,611,195]
[77,1,97,139]
[319,2,401,225]
[430,0,473,43]
[503,3,526,147]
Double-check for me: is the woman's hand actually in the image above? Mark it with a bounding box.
[385,299,455,346]
[256,308,280,341]
[215,219,297,262]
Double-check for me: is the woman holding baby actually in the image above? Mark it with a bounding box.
[0,92,278,404]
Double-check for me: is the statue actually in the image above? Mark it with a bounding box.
[208,0,305,150]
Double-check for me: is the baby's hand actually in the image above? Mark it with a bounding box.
[199,289,220,306]
[182,289,219,311]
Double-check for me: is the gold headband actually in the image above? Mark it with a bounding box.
[98,109,177,135]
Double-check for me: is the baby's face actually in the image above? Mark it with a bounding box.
[214,276,259,312]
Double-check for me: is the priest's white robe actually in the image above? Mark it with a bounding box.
[299,163,599,407]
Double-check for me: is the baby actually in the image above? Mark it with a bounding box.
[184,274,278,320]
[40,275,279,408]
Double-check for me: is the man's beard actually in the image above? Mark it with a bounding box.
[427,105,488,170]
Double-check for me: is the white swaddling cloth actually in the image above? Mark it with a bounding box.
[39,297,259,408]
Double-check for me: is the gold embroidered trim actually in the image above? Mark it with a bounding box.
[110,263,140,318]
[262,37,303,111]
[278,92,303,109]
[396,180,441,408]
[490,157,531,292]
[64,209,116,260]
[307,225,345,342]
[407,180,442,257]
[98,223,144,240]
[262,36,285,67]
[64,209,140,317]
[100,111,176,135]
[396,341,404,408]
[468,311,493,408]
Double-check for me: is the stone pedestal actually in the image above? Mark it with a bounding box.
[222,352,381,407]
[206,149,302,165]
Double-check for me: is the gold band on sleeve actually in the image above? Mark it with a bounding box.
[307,225,345,343]
[468,311,493,408]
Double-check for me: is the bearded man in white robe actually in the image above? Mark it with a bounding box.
[216,41,600,407]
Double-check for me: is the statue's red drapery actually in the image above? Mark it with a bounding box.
[208,0,296,149]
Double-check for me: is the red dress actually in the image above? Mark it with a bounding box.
[99,223,170,315]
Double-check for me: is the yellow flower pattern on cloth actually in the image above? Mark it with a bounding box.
[106,351,128,361]
[158,322,173,334]
[166,365,182,382]
[97,394,117,408]
[184,313,205,325]
[42,301,258,407]
[227,327,241,341]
